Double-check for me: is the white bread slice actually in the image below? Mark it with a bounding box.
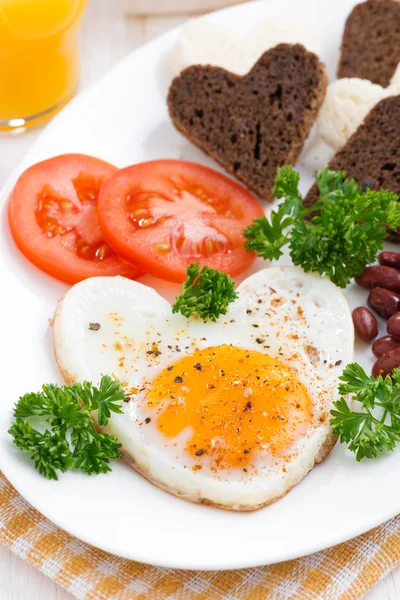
[170,16,320,77]
[318,77,400,149]
[391,63,400,85]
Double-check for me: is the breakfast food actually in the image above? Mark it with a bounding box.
[387,312,400,338]
[244,166,400,288]
[367,288,400,320]
[97,160,264,283]
[53,267,353,510]
[304,95,400,243]
[9,156,262,284]
[372,336,400,357]
[168,44,327,202]
[372,348,400,377]
[353,249,400,376]
[331,362,400,460]
[352,307,378,342]
[8,154,141,284]
[379,251,400,269]
[9,376,124,480]
[355,266,400,293]
[171,16,320,76]
[337,0,400,87]
[372,310,400,376]
[8,1,400,526]
[317,78,400,149]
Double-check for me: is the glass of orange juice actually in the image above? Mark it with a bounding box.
[0,0,88,132]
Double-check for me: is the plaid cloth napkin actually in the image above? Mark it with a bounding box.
[1,472,399,600]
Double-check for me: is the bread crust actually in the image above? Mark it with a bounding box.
[168,43,327,202]
[338,0,400,87]
[304,95,400,243]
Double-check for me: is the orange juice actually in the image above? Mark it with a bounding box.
[0,0,87,130]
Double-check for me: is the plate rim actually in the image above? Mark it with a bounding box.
[1,0,399,571]
[1,453,397,571]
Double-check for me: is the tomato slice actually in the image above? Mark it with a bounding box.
[8,154,141,284]
[97,160,264,282]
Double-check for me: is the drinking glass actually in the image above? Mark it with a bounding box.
[0,0,88,132]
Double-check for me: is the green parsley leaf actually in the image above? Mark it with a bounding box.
[71,426,121,475]
[243,166,303,260]
[330,364,400,461]
[244,166,400,288]
[273,164,302,203]
[9,421,73,480]
[9,376,123,480]
[69,375,124,427]
[172,263,238,322]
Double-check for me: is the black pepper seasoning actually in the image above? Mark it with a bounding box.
[145,417,151,424]
[89,322,101,331]
[195,448,204,456]
[174,376,183,383]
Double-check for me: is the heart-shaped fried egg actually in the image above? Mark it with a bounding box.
[53,267,353,511]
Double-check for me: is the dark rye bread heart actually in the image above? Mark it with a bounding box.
[167,44,327,202]
[304,95,400,242]
[337,0,400,87]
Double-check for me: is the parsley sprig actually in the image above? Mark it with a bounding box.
[330,364,400,461]
[243,166,400,288]
[172,263,238,322]
[9,376,124,480]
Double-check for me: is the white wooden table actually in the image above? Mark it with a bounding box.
[0,1,398,598]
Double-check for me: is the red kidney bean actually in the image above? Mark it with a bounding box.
[378,251,400,270]
[372,335,400,358]
[355,266,400,292]
[367,287,400,319]
[352,307,378,341]
[372,347,400,377]
[387,312,400,338]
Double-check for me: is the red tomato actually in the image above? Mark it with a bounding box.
[97,160,264,283]
[8,154,141,284]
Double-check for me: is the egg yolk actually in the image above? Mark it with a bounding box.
[145,344,313,468]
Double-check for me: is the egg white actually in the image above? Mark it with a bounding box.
[53,267,353,511]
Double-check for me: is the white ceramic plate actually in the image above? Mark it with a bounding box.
[1,0,399,571]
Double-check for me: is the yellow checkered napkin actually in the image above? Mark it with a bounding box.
[0,472,399,600]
